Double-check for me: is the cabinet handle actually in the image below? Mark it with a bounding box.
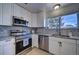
[58,42,62,47]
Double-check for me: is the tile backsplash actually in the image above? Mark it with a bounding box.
[36,28,79,37]
[0,26,31,37]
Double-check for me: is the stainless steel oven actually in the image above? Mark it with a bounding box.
[10,30,32,54]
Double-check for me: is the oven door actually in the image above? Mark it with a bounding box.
[16,41,23,54]
[16,38,32,54]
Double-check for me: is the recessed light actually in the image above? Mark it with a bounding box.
[54,4,61,10]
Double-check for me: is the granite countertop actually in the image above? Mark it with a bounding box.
[0,36,15,41]
[37,34,79,40]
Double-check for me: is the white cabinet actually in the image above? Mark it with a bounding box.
[32,34,38,48]
[20,8,27,20]
[0,37,15,55]
[61,41,76,55]
[13,4,32,27]
[36,9,47,27]
[26,11,32,27]
[49,37,61,54]
[49,37,76,55]
[13,4,28,20]
[0,4,2,25]
[4,38,15,55]
[77,40,79,55]
[31,13,37,27]
[0,3,13,26]
[0,3,32,26]
[0,41,4,55]
[2,3,13,25]
[13,4,22,17]
[49,37,59,54]
[37,12,44,27]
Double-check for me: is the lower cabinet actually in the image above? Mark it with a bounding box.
[77,44,79,55]
[49,37,59,54]
[32,34,38,48]
[50,40,59,54]
[49,37,76,55]
[0,41,4,55]
[60,41,76,55]
[3,39,15,55]
[77,40,79,55]
[0,37,15,55]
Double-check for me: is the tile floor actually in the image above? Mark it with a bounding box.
[26,48,50,55]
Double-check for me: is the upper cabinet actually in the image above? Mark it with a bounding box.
[31,13,38,27]
[0,3,32,26]
[2,3,13,26]
[0,3,13,26]
[31,11,47,27]
[13,4,32,27]
[0,4,2,25]
[36,9,48,27]
[14,4,23,18]
[37,12,45,27]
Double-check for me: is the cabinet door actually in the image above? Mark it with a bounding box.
[31,13,37,27]
[26,11,32,27]
[77,40,79,55]
[20,8,26,20]
[37,12,44,27]
[4,39,15,55]
[77,44,79,55]
[32,34,38,48]
[0,4,2,25]
[2,3,13,25]
[0,41,4,55]
[49,38,59,54]
[52,40,59,55]
[61,42,76,55]
[14,4,22,17]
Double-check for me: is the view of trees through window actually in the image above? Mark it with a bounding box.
[46,13,78,29]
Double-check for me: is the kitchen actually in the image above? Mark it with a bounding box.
[0,3,79,55]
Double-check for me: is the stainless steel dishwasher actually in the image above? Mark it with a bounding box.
[38,35,49,52]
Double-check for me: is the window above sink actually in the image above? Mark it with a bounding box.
[45,13,79,29]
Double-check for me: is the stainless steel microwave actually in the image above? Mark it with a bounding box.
[12,16,28,26]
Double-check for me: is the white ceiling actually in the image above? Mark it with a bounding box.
[17,3,70,13]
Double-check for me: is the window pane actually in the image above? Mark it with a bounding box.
[61,13,77,28]
[46,17,59,29]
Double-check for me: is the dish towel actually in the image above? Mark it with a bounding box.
[23,38,29,47]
